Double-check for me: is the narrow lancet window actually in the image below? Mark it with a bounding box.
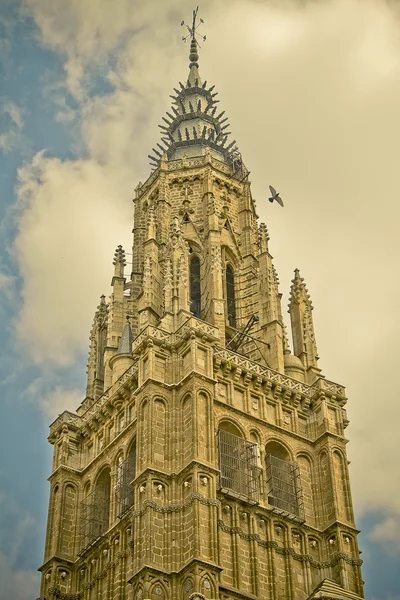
[80,468,111,549]
[226,265,236,328]
[190,256,201,318]
[116,441,136,516]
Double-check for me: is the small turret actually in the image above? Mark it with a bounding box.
[109,317,134,385]
[117,316,133,354]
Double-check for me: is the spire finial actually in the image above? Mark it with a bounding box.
[181,6,206,67]
[113,245,126,278]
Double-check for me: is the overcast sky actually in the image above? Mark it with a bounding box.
[1,1,400,598]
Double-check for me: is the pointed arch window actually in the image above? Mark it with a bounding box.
[190,255,201,318]
[265,442,304,519]
[116,440,136,516]
[226,264,236,328]
[80,468,111,549]
[217,425,258,503]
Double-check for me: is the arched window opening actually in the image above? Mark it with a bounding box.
[265,441,304,519]
[79,467,111,549]
[217,423,258,503]
[190,255,201,318]
[219,420,243,438]
[116,440,136,517]
[150,584,165,600]
[226,265,236,327]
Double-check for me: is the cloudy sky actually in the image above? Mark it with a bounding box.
[1,0,400,597]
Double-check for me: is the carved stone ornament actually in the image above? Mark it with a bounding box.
[214,301,224,315]
[142,255,152,287]
[211,245,222,272]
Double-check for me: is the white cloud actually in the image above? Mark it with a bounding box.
[0,509,40,600]
[37,385,83,420]
[14,151,133,365]
[0,554,39,600]
[0,102,24,153]
[13,0,400,550]
[370,515,400,550]
[0,271,15,296]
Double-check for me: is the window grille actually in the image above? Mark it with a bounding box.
[115,450,136,517]
[190,256,201,318]
[217,430,259,503]
[79,482,110,550]
[265,454,304,519]
[226,265,236,328]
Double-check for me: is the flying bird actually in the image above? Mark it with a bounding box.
[268,185,284,207]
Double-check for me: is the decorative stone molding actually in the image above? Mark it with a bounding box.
[132,493,220,518]
[217,520,362,568]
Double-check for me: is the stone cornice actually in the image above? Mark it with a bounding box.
[218,584,258,600]
[127,557,223,585]
[39,555,74,572]
[214,399,346,446]
[214,346,346,402]
[134,459,220,483]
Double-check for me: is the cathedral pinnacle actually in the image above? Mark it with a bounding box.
[113,245,126,278]
[288,268,313,310]
[288,268,319,368]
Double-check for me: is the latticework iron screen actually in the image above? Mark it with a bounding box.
[115,450,136,517]
[189,255,201,318]
[79,482,110,550]
[265,454,304,519]
[217,430,259,503]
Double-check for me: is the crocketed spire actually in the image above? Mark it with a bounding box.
[288,268,319,372]
[148,12,245,174]
[117,316,133,354]
[113,245,126,278]
[288,268,313,311]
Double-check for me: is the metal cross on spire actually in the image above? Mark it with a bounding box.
[181,6,206,46]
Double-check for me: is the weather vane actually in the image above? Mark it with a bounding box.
[181,6,206,46]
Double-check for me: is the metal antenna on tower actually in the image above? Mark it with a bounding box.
[181,6,206,46]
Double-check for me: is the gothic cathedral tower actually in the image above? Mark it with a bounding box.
[39,13,364,600]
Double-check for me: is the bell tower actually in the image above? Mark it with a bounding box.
[39,9,364,600]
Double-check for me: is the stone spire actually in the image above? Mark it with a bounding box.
[288,268,320,376]
[117,316,133,354]
[187,36,201,86]
[148,16,243,170]
[109,314,135,385]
